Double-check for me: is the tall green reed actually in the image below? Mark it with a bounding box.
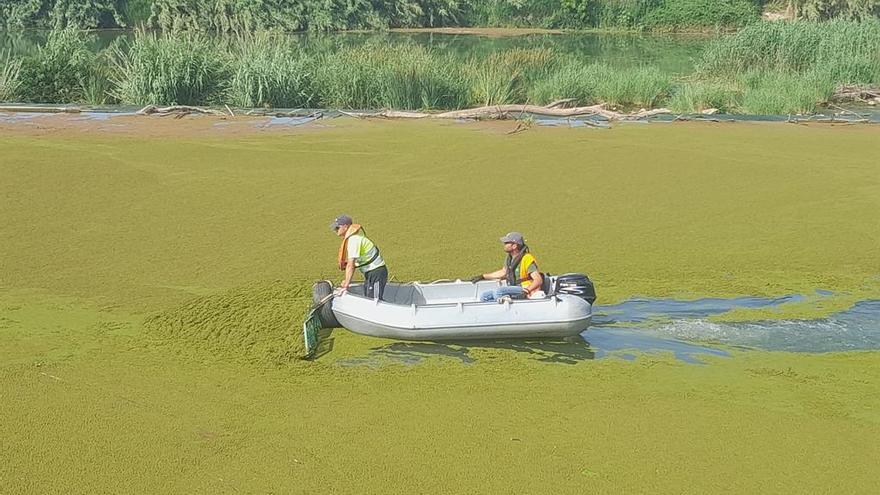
[738,69,836,114]
[698,19,880,80]
[225,32,316,108]
[110,29,230,105]
[667,79,739,112]
[16,28,96,103]
[529,60,671,108]
[465,48,557,106]
[314,43,470,110]
[0,49,22,101]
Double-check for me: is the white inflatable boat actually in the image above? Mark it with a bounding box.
[303,274,595,356]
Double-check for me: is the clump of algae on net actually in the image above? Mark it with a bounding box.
[144,281,314,365]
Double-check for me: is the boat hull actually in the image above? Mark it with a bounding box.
[330,280,592,341]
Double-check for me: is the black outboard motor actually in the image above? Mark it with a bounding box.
[312,281,341,329]
[553,273,597,304]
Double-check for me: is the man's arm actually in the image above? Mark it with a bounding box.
[482,267,508,280]
[341,236,361,290]
[523,270,543,295]
[341,258,356,290]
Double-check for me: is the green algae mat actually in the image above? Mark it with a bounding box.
[1,119,879,493]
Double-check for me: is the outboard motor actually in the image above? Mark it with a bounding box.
[312,281,341,329]
[553,273,597,304]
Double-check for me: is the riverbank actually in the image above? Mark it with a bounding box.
[2,20,878,115]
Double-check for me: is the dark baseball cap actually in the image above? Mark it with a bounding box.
[330,214,353,231]
[499,232,525,245]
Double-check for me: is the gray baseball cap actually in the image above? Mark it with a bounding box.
[330,214,353,231]
[499,232,525,245]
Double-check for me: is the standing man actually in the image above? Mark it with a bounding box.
[331,214,388,300]
[472,232,544,302]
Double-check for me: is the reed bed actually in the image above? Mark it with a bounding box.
[4,20,879,114]
[226,32,316,108]
[698,19,880,80]
[15,28,95,103]
[110,30,229,105]
[0,49,21,101]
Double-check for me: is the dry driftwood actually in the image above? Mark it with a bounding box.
[136,105,226,116]
[341,103,671,121]
[0,105,81,114]
[832,84,880,102]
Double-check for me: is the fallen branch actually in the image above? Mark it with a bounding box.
[137,105,226,116]
[546,98,578,109]
[339,103,671,121]
[832,84,880,102]
[0,105,81,113]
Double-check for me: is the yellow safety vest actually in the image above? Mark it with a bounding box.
[506,251,538,288]
[518,253,538,288]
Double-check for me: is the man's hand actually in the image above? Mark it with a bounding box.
[470,275,484,283]
[340,281,350,291]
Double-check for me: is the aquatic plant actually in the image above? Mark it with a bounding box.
[143,282,312,365]
[81,54,114,105]
[225,32,317,108]
[697,18,880,79]
[465,48,557,106]
[667,79,740,112]
[16,27,96,103]
[529,60,671,108]
[110,29,230,105]
[314,43,470,110]
[738,68,836,114]
[0,49,21,101]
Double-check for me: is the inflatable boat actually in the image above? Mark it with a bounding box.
[303,274,595,357]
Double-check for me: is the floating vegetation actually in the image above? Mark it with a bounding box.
[144,282,312,365]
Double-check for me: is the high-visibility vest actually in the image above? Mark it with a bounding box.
[505,251,538,288]
[337,224,380,271]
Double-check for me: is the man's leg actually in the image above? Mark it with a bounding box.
[482,286,525,302]
[364,266,388,301]
[372,266,388,301]
[498,286,526,299]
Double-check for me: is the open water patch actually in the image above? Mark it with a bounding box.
[588,296,880,361]
[363,294,879,367]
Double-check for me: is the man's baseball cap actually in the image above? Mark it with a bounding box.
[499,232,525,245]
[330,214,353,231]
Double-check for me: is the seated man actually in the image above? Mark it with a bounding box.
[472,232,545,302]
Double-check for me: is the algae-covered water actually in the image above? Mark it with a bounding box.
[1,118,879,493]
